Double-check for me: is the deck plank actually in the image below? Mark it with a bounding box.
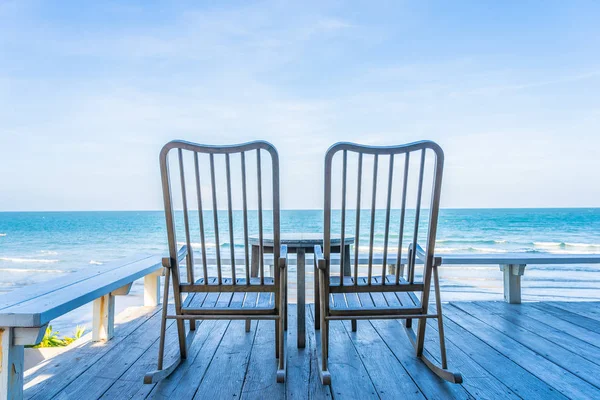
[430,316,564,400]
[423,318,521,400]
[24,306,161,400]
[370,319,471,399]
[240,320,284,399]
[454,302,600,388]
[52,307,173,400]
[315,305,380,399]
[490,302,600,349]
[191,321,258,399]
[161,320,231,399]
[478,302,600,366]
[531,302,600,333]
[547,301,600,321]
[99,318,185,399]
[21,301,600,399]
[445,304,600,399]
[340,319,425,399]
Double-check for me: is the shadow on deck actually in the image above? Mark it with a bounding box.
[24,301,600,399]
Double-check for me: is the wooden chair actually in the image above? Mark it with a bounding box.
[145,140,288,384]
[313,141,462,385]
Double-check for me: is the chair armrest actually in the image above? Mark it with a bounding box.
[413,243,442,267]
[162,245,189,268]
[279,245,288,268]
[314,245,326,270]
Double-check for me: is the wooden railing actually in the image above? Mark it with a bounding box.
[193,252,600,304]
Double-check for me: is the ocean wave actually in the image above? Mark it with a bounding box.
[0,267,64,273]
[534,242,600,249]
[534,242,563,247]
[39,250,59,255]
[436,248,461,253]
[0,257,59,263]
[438,238,506,244]
[89,260,103,265]
[564,242,600,248]
[177,241,217,248]
[0,233,6,237]
[541,249,600,255]
[468,247,509,253]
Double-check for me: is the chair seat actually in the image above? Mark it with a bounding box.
[329,275,421,311]
[183,277,275,310]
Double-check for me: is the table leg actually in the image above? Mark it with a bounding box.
[343,244,351,277]
[297,248,306,348]
[251,245,259,278]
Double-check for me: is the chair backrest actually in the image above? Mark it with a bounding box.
[160,140,281,292]
[323,141,444,297]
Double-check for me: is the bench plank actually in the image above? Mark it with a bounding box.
[0,254,157,312]
[0,255,162,327]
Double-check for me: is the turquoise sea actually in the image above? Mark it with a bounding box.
[1,209,600,331]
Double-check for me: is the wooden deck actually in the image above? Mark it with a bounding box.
[24,301,600,399]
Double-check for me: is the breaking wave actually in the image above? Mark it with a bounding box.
[0,257,59,263]
[0,267,64,273]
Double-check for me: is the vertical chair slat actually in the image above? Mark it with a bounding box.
[367,154,378,285]
[395,153,410,284]
[340,150,347,285]
[209,153,222,285]
[194,153,209,284]
[241,152,250,284]
[178,149,194,284]
[381,154,394,281]
[225,154,236,284]
[409,149,426,284]
[256,149,265,285]
[354,153,363,285]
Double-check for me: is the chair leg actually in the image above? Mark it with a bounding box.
[314,262,320,330]
[144,269,191,384]
[317,269,331,385]
[245,319,251,332]
[275,319,280,359]
[351,319,357,332]
[402,265,462,384]
[276,314,286,382]
[318,318,331,385]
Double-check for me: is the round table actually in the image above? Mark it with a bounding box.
[249,233,354,348]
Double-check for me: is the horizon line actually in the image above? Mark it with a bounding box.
[1,206,600,213]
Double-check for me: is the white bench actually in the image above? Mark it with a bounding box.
[0,253,168,399]
[199,252,600,304]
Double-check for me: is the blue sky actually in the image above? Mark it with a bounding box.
[1,0,599,210]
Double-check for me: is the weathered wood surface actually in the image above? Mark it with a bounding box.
[23,301,600,399]
[0,254,163,327]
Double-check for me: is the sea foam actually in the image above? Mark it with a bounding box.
[0,257,59,263]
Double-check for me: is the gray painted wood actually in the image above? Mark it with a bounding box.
[1,255,163,327]
[341,319,426,399]
[453,302,600,389]
[286,305,332,399]
[22,302,600,400]
[444,304,600,399]
[163,320,231,399]
[477,302,600,366]
[191,321,257,399]
[436,313,566,399]
[24,306,162,400]
[423,319,521,400]
[532,302,600,335]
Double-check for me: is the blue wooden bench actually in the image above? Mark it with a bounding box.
[0,254,167,399]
